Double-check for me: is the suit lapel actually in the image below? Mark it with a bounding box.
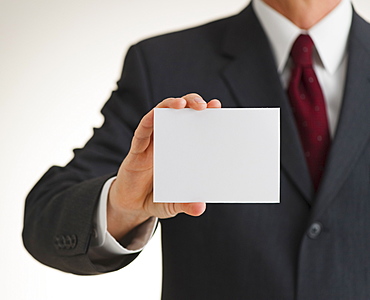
[221,6,314,203]
[312,12,370,217]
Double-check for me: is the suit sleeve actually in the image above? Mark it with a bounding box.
[22,44,155,275]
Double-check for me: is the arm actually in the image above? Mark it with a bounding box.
[22,45,155,274]
[22,44,220,274]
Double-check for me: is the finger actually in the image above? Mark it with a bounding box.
[207,99,222,108]
[157,97,187,109]
[182,93,207,110]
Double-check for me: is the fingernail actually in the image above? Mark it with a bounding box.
[194,97,206,104]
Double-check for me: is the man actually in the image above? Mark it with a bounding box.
[23,0,370,299]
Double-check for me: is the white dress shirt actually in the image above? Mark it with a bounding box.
[88,0,353,261]
[88,177,157,259]
[253,0,352,137]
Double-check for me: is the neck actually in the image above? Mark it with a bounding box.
[262,0,342,29]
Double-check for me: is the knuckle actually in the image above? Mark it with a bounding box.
[166,203,178,217]
[182,92,198,99]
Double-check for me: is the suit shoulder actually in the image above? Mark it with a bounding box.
[350,11,370,53]
[133,13,239,55]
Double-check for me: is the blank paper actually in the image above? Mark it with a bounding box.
[153,108,280,203]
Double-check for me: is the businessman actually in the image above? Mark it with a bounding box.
[23,0,370,299]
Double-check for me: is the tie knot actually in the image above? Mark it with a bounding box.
[291,34,314,67]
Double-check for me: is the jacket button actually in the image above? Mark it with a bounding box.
[65,234,77,249]
[54,235,66,249]
[54,234,77,250]
[307,222,322,239]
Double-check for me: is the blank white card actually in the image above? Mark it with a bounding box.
[154,108,280,203]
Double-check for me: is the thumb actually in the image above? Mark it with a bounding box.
[175,202,206,217]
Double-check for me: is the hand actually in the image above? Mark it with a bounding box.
[107,93,221,240]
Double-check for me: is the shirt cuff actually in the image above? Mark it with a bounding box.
[88,177,157,260]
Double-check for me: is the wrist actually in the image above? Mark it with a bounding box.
[107,180,151,241]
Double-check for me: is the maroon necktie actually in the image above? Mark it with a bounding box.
[287,34,330,191]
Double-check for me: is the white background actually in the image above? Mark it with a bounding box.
[1,1,370,299]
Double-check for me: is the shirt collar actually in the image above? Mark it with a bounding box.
[252,0,353,74]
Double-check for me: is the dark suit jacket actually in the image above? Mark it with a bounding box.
[23,4,370,300]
